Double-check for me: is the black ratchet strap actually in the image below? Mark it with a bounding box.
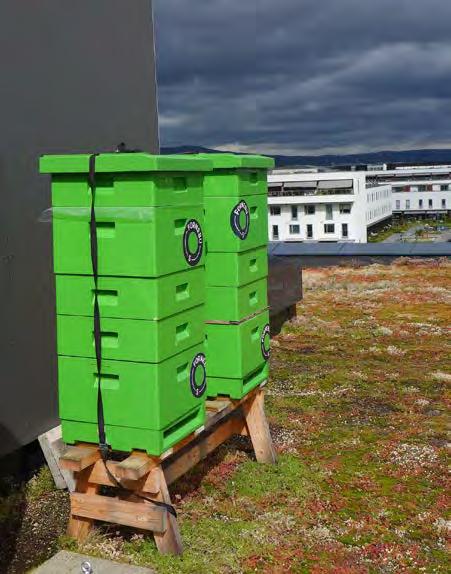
[88,152,176,518]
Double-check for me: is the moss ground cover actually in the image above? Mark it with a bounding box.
[1,258,449,573]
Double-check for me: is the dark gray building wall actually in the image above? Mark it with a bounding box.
[0,1,159,456]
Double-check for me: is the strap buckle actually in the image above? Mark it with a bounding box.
[99,442,109,460]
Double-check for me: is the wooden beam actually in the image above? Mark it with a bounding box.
[71,493,167,533]
[153,467,183,555]
[67,467,99,541]
[88,460,161,494]
[242,390,277,464]
[164,416,246,486]
[116,451,156,481]
[60,444,101,472]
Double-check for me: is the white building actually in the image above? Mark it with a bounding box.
[268,170,392,243]
[367,165,451,217]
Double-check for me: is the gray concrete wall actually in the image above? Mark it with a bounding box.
[0,0,159,455]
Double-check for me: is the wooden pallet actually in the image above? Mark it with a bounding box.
[59,385,276,555]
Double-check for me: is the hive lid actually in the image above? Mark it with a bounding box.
[196,153,275,170]
[39,153,213,174]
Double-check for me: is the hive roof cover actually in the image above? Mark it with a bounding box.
[40,153,213,174]
[196,153,275,170]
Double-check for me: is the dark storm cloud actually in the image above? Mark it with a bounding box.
[153,0,451,154]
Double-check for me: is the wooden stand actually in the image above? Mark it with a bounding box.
[59,385,276,555]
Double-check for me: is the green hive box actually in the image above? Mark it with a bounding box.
[57,305,204,363]
[207,362,269,400]
[205,309,270,380]
[196,153,274,197]
[55,267,204,320]
[204,194,268,253]
[206,246,268,287]
[40,153,212,207]
[58,343,207,455]
[52,205,205,277]
[206,278,268,322]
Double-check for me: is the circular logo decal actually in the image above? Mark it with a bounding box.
[261,324,271,361]
[190,353,207,398]
[183,219,203,266]
[230,200,250,240]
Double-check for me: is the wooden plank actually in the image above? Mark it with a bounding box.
[71,493,167,533]
[153,467,183,555]
[67,467,99,541]
[88,460,161,494]
[242,390,277,464]
[60,444,101,472]
[206,399,230,412]
[39,425,75,491]
[116,451,156,481]
[164,416,246,486]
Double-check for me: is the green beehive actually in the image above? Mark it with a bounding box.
[57,305,204,363]
[52,205,205,277]
[205,309,270,380]
[40,153,212,207]
[199,153,273,254]
[55,267,204,320]
[41,152,211,455]
[205,246,268,287]
[204,194,268,253]
[206,278,268,323]
[59,343,207,455]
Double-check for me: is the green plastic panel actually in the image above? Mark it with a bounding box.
[55,268,204,320]
[59,343,207,455]
[61,405,205,456]
[40,153,212,174]
[205,310,270,379]
[206,278,268,322]
[52,205,204,277]
[57,305,205,363]
[196,153,274,170]
[202,170,268,198]
[196,153,273,198]
[204,194,268,253]
[207,363,269,400]
[206,247,268,287]
[49,172,205,208]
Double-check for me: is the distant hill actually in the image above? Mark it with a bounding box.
[161,146,451,168]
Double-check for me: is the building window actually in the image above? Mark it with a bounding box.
[324,223,335,234]
[440,184,449,191]
[325,205,333,220]
[428,199,433,208]
[342,223,348,238]
[339,203,351,214]
[306,224,313,238]
[418,185,427,192]
[272,225,279,240]
[289,224,300,234]
[395,200,401,210]
[304,205,315,215]
[419,199,423,208]
[406,200,410,209]
[291,205,298,220]
[269,205,281,216]
[442,198,446,208]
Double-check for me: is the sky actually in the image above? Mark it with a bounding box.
[153,0,451,156]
